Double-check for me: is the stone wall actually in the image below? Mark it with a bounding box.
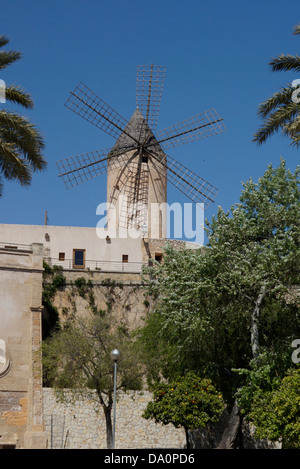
[43,388,185,449]
[48,269,150,331]
[42,269,187,449]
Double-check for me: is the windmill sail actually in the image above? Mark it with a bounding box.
[150,109,226,151]
[147,150,218,207]
[57,147,133,189]
[65,82,140,144]
[136,64,166,130]
[59,65,226,236]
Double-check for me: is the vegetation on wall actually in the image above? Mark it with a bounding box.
[42,275,144,449]
[42,262,65,340]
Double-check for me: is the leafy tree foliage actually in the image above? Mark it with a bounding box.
[206,158,300,360]
[143,372,225,448]
[236,361,300,448]
[139,158,299,408]
[42,157,299,447]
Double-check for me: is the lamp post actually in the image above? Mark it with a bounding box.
[141,223,148,238]
[110,349,120,449]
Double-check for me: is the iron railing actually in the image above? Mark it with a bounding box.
[48,257,146,273]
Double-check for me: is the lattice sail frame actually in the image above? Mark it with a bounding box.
[58,64,226,215]
[57,148,132,189]
[136,64,166,131]
[154,109,226,150]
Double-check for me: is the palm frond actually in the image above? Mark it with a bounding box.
[0,110,46,171]
[0,36,9,49]
[282,114,300,146]
[257,85,294,118]
[5,85,34,109]
[255,22,300,146]
[253,102,299,145]
[293,23,300,35]
[0,35,46,196]
[0,35,21,71]
[0,138,31,185]
[270,54,300,73]
[0,50,21,71]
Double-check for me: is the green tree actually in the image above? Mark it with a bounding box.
[139,244,246,400]
[253,23,300,146]
[42,306,143,449]
[140,246,215,376]
[236,362,300,449]
[143,372,225,449]
[139,159,299,404]
[206,158,300,361]
[0,35,46,196]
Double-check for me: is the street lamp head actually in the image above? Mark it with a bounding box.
[141,223,148,237]
[110,349,121,362]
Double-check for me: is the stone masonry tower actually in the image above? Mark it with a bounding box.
[106,108,167,239]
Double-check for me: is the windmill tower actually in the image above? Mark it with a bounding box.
[57,65,226,239]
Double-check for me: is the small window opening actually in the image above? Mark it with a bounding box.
[155,253,163,263]
[122,254,128,263]
[59,252,65,261]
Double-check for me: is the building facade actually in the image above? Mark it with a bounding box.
[0,223,199,448]
[0,242,46,449]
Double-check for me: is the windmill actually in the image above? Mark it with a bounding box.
[57,64,226,238]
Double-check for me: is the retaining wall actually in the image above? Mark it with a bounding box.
[43,388,185,449]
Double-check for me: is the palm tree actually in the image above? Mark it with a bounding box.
[253,23,300,147]
[0,35,46,197]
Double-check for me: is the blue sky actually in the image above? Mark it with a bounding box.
[0,0,299,243]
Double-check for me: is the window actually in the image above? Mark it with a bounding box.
[59,252,65,261]
[122,254,128,263]
[73,249,85,269]
[0,339,10,377]
[155,253,163,263]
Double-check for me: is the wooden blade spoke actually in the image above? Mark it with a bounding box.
[148,108,226,150]
[148,150,218,207]
[57,147,132,189]
[65,82,141,144]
